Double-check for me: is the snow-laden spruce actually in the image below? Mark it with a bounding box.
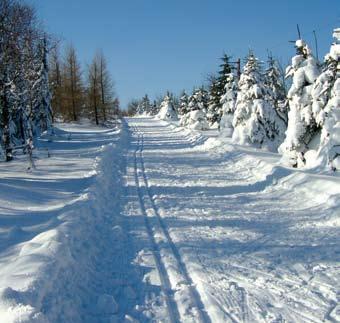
[206,78,221,129]
[135,95,152,116]
[232,53,286,151]
[156,94,178,121]
[178,91,189,117]
[219,73,238,136]
[310,28,340,171]
[180,88,209,130]
[264,56,288,125]
[278,40,320,167]
[207,55,234,128]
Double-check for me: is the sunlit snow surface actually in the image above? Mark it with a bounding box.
[0,117,339,322]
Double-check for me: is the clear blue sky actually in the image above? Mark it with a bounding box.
[29,0,339,108]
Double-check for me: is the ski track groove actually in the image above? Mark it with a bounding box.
[132,126,180,323]
[134,125,211,323]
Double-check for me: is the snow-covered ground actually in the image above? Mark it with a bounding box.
[0,117,339,322]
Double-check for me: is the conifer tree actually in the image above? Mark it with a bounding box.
[219,72,238,136]
[181,88,209,130]
[278,40,320,167]
[156,94,178,121]
[232,53,286,151]
[63,45,83,121]
[206,77,221,127]
[310,28,340,170]
[207,55,234,126]
[49,45,63,121]
[140,94,151,115]
[150,100,159,116]
[88,55,101,125]
[264,56,288,124]
[178,91,189,116]
[97,51,115,121]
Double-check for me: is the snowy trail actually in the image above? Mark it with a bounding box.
[132,125,210,323]
[0,117,339,322]
[132,129,180,323]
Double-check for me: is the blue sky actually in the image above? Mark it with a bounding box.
[29,0,339,108]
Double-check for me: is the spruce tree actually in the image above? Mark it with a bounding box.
[264,56,288,124]
[219,72,238,136]
[181,88,209,130]
[278,40,320,167]
[232,52,286,151]
[140,94,151,115]
[178,91,189,116]
[156,94,178,121]
[310,28,340,170]
[207,55,234,127]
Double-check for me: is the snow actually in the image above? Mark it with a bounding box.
[0,116,339,322]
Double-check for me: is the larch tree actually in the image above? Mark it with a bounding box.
[97,51,115,122]
[88,55,101,125]
[63,44,83,121]
[49,44,63,121]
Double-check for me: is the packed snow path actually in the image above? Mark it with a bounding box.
[0,117,339,322]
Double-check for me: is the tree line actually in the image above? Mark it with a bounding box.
[132,28,339,171]
[0,0,120,162]
[49,45,120,124]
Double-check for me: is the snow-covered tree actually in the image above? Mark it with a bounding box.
[141,94,152,115]
[150,100,159,116]
[156,94,178,121]
[219,72,238,136]
[310,28,340,170]
[278,40,320,167]
[206,77,221,128]
[0,0,53,161]
[232,53,286,151]
[178,91,189,116]
[34,37,52,135]
[207,55,234,127]
[265,56,288,124]
[180,88,209,130]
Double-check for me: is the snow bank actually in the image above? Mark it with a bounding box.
[0,123,124,322]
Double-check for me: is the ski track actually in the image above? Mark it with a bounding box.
[132,128,179,323]
[133,124,210,323]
